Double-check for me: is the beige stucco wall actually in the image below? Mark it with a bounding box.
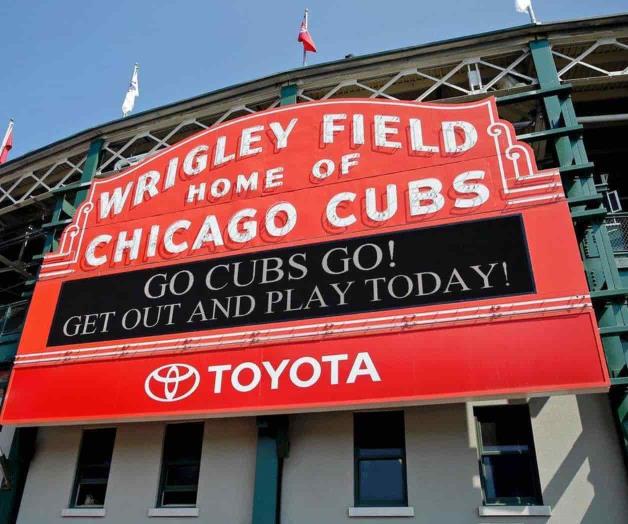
[16,417,256,524]
[16,394,628,524]
[281,395,628,524]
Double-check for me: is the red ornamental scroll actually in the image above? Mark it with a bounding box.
[1,98,609,425]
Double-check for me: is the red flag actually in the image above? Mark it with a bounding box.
[298,13,317,53]
[0,120,13,165]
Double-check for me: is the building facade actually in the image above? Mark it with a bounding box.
[0,14,627,524]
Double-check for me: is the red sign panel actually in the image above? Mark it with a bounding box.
[1,98,609,425]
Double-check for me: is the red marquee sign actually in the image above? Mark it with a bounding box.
[1,98,609,425]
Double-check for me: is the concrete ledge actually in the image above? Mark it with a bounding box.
[147,507,199,518]
[349,507,415,517]
[61,508,106,517]
[478,505,552,517]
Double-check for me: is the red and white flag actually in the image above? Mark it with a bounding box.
[298,8,317,63]
[0,120,14,165]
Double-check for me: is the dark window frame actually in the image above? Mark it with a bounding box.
[474,405,543,507]
[70,428,116,508]
[353,411,408,508]
[157,422,204,508]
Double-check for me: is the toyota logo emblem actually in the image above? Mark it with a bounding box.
[145,364,200,402]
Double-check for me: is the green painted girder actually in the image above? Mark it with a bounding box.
[496,83,572,105]
[41,218,73,231]
[567,194,602,207]
[599,326,628,336]
[590,289,628,301]
[517,124,583,142]
[73,139,103,207]
[560,162,595,176]
[0,336,19,365]
[280,84,298,106]
[529,38,628,467]
[50,179,93,195]
[0,428,37,523]
[570,207,607,222]
[252,416,289,524]
[610,388,628,470]
[250,87,296,524]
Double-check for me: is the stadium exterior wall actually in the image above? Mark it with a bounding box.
[14,398,628,524]
[1,13,628,524]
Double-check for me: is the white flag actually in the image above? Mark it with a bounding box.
[515,0,538,23]
[122,64,139,117]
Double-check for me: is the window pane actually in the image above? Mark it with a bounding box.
[76,483,107,507]
[355,411,405,452]
[474,405,542,506]
[163,423,203,463]
[476,406,531,451]
[78,429,116,467]
[163,489,198,506]
[165,464,200,486]
[159,422,204,507]
[71,428,116,508]
[482,454,539,502]
[354,411,407,507]
[77,465,110,482]
[358,459,405,504]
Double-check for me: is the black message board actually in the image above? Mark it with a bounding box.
[48,215,534,346]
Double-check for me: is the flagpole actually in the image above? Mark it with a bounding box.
[0,120,13,153]
[527,4,539,24]
[302,8,309,67]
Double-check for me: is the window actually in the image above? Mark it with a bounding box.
[157,422,204,507]
[474,405,543,506]
[354,411,407,507]
[71,428,116,508]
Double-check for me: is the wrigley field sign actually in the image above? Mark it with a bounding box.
[1,99,609,425]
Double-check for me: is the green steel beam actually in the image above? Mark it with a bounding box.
[40,139,103,256]
[570,207,607,222]
[496,83,572,105]
[529,38,628,465]
[0,429,37,524]
[567,194,602,207]
[0,138,104,524]
[280,84,298,106]
[517,124,582,143]
[600,326,628,337]
[73,139,103,207]
[252,416,289,524]
[610,387,628,470]
[590,289,628,301]
[559,162,595,176]
[251,88,295,524]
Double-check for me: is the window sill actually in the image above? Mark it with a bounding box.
[348,507,415,517]
[478,505,552,517]
[147,507,199,518]
[61,508,106,518]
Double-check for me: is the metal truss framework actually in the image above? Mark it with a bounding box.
[0,151,87,217]
[95,49,538,178]
[553,37,628,80]
[0,35,626,218]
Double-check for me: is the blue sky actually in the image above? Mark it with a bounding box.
[1,0,626,158]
